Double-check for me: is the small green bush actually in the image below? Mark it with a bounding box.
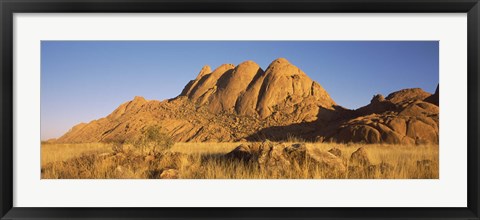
[134,125,174,154]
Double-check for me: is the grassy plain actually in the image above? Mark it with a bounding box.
[41,142,438,179]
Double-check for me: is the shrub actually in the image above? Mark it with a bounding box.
[134,125,174,154]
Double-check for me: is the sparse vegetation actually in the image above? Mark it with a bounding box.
[41,142,438,179]
[42,58,440,180]
[41,142,112,167]
[131,125,174,154]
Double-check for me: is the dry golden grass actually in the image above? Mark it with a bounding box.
[41,143,113,167]
[41,142,438,179]
[170,142,240,155]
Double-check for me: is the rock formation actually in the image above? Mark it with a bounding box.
[326,87,439,145]
[55,58,439,145]
[181,58,336,120]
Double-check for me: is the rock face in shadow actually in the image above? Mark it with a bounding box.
[55,59,439,145]
[424,85,439,106]
[327,88,439,145]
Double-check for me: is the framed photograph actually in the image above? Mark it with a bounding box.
[1,0,479,219]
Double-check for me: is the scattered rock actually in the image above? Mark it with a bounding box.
[225,142,346,175]
[159,169,179,179]
[225,144,259,161]
[307,149,346,174]
[284,143,308,161]
[257,142,291,169]
[328,148,342,157]
[350,147,370,167]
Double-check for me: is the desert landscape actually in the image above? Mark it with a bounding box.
[41,58,439,179]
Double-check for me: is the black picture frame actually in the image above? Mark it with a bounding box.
[1,0,479,219]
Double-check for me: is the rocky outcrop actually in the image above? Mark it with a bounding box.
[347,147,395,178]
[180,58,336,120]
[327,88,439,145]
[386,88,431,105]
[225,142,346,175]
[349,147,371,167]
[55,58,439,145]
[328,148,342,157]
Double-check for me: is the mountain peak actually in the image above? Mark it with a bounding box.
[133,96,146,102]
[237,60,260,68]
[266,58,292,70]
[179,58,335,120]
[196,65,211,79]
[215,63,235,71]
[272,57,290,64]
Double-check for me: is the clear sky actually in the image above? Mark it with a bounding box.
[41,41,439,140]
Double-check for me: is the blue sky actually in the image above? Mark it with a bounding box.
[41,41,439,140]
